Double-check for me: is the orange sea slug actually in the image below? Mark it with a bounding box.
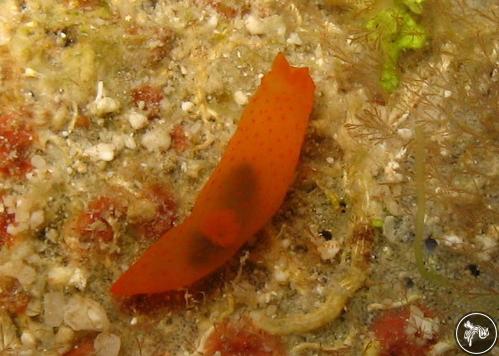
[112,53,315,295]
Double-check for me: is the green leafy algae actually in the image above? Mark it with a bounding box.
[366,1,427,91]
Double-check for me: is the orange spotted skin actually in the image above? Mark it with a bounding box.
[111,53,315,296]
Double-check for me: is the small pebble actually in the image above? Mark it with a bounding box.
[467,264,480,277]
[339,199,347,213]
[425,236,438,252]
[404,277,415,288]
[319,230,333,241]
